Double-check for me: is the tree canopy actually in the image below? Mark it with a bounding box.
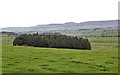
[13,33,91,50]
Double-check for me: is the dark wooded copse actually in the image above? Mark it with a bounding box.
[13,34,91,50]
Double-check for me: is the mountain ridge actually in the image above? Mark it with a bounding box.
[0,20,118,33]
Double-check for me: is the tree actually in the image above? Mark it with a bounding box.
[13,34,91,50]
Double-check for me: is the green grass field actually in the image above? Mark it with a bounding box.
[2,36,118,73]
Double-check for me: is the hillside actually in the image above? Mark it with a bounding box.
[0,20,118,33]
[2,36,118,73]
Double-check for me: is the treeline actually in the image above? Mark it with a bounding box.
[0,31,18,36]
[13,33,91,50]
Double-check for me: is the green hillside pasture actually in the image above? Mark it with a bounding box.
[0,35,2,74]
[2,36,118,73]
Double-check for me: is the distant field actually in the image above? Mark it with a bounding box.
[2,36,118,73]
[62,27,118,37]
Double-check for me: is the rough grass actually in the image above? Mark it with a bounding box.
[2,36,118,73]
[0,35,2,74]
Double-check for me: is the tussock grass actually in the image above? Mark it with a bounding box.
[2,36,118,73]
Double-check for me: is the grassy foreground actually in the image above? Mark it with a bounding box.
[2,36,118,73]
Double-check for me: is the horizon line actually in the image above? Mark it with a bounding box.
[0,19,118,28]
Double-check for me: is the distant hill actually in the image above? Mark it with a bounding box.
[0,20,118,33]
[0,31,18,36]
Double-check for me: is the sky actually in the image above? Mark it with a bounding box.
[0,0,119,28]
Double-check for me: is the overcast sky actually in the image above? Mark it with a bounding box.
[0,0,119,28]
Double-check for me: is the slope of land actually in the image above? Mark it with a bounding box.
[2,36,118,73]
[0,20,118,33]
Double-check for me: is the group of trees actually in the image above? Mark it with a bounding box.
[1,31,18,36]
[13,33,91,50]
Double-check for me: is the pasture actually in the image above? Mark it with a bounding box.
[2,36,118,73]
